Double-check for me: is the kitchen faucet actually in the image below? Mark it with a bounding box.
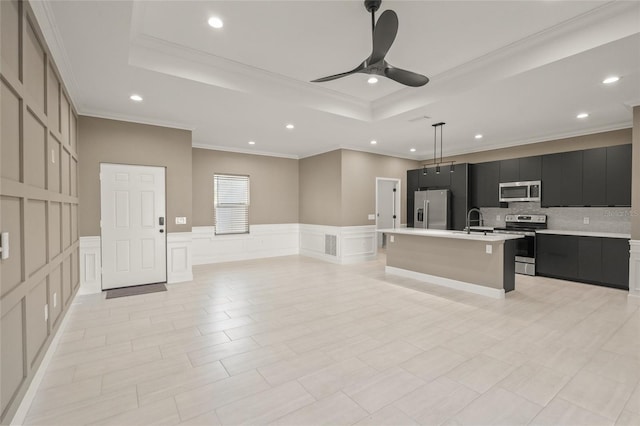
[466,208,484,234]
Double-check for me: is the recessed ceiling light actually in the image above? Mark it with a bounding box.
[367,76,378,84]
[286,124,294,130]
[129,94,143,102]
[208,16,223,29]
[602,76,620,84]
[410,148,416,152]
[370,140,377,145]
[475,134,483,139]
[576,113,589,119]
[248,141,255,145]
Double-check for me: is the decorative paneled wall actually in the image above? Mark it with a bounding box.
[0,0,80,422]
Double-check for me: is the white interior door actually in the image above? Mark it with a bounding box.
[100,164,166,289]
[376,179,400,247]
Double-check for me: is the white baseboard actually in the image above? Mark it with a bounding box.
[385,266,506,299]
[167,232,193,283]
[628,240,640,299]
[299,224,377,265]
[79,236,102,295]
[192,224,299,265]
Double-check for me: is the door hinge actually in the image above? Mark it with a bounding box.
[99,173,103,181]
[100,220,103,228]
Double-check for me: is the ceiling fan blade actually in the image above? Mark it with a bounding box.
[311,62,365,83]
[369,10,398,64]
[384,66,429,87]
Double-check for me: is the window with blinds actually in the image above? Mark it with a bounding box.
[213,174,250,235]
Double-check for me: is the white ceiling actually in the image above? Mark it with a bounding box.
[33,0,640,160]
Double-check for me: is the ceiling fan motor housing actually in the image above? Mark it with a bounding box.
[365,0,382,13]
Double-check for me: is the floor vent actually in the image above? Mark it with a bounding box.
[325,234,337,256]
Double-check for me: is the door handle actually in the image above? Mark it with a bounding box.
[159,229,164,233]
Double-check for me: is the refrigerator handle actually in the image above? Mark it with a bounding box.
[424,200,429,229]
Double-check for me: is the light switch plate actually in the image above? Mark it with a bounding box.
[390,235,395,243]
[583,217,590,225]
[175,217,187,225]
[44,304,49,322]
[53,292,57,308]
[496,215,501,222]
[0,232,9,260]
[368,214,376,220]
[486,244,492,254]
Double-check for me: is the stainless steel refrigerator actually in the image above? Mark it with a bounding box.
[414,189,450,229]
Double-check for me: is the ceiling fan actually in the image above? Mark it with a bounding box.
[312,0,429,87]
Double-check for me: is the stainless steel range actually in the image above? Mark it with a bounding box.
[493,214,547,276]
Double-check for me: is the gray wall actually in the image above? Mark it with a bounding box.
[192,148,299,226]
[78,117,192,236]
[299,150,342,226]
[1,0,79,422]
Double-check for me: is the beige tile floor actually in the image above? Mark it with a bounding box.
[22,254,640,425]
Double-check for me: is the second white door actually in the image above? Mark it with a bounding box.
[100,163,167,289]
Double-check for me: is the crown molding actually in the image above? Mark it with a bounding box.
[28,0,84,109]
[80,109,195,132]
[192,142,300,160]
[427,121,632,161]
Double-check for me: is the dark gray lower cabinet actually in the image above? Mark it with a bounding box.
[537,233,629,290]
[536,234,578,280]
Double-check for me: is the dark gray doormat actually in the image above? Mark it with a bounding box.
[105,283,167,299]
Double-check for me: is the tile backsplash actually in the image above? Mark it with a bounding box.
[480,202,631,234]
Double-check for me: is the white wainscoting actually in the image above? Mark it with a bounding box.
[299,224,377,264]
[629,240,640,300]
[167,232,193,283]
[192,224,299,265]
[79,236,102,295]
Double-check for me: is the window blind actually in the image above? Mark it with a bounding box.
[214,174,249,235]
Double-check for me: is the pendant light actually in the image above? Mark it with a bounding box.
[421,121,454,174]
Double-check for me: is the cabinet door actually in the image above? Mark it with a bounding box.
[499,159,519,183]
[536,234,579,279]
[602,238,629,289]
[606,145,632,206]
[582,148,607,206]
[519,156,541,181]
[470,162,500,207]
[578,237,602,283]
[420,165,451,188]
[562,151,583,206]
[407,169,420,227]
[541,154,563,206]
[450,164,468,231]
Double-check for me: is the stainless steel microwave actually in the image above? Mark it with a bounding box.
[499,180,541,202]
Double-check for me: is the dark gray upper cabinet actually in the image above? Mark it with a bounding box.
[519,156,542,181]
[406,169,420,227]
[541,151,583,206]
[606,144,632,206]
[582,148,607,206]
[470,161,500,207]
[499,159,519,183]
[450,164,469,230]
[419,165,451,188]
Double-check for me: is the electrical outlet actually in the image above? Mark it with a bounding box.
[368,214,375,220]
[496,215,501,222]
[486,244,492,254]
[390,235,395,243]
[583,217,590,225]
[53,292,57,308]
[175,217,187,225]
[44,304,49,322]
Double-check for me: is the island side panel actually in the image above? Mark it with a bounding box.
[386,233,505,290]
[503,240,516,292]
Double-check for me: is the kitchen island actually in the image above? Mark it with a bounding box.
[379,228,522,299]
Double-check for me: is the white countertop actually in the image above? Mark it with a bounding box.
[537,229,630,239]
[378,228,522,242]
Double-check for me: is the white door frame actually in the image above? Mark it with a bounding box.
[375,177,402,230]
[100,163,167,289]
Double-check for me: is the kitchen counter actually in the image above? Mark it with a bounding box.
[377,228,520,242]
[378,228,521,299]
[536,229,630,239]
